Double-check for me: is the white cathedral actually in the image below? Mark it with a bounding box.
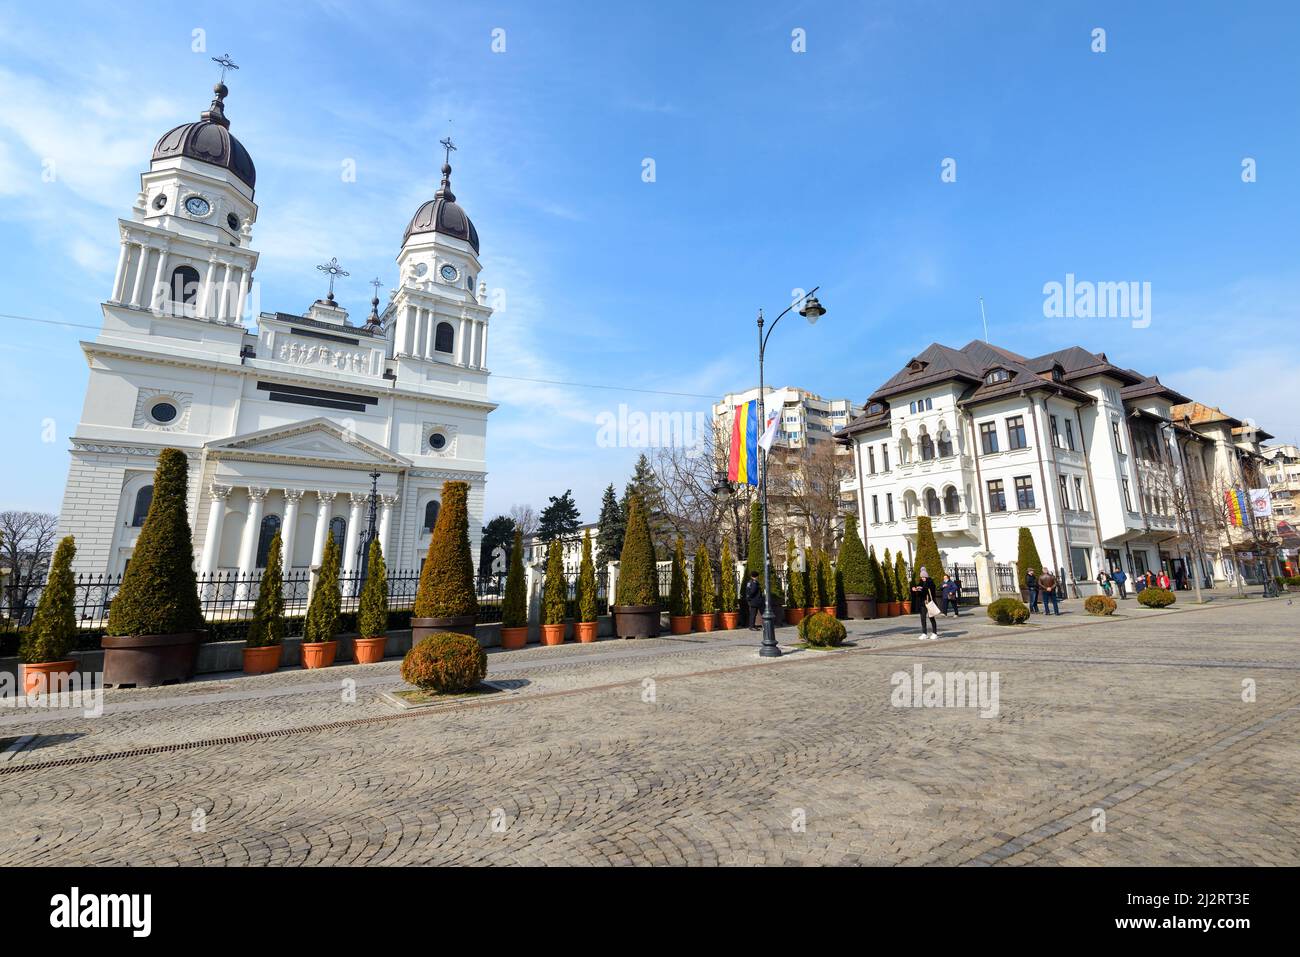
[56,74,495,579]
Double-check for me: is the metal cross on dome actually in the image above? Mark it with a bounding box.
[316,257,349,301]
[369,276,383,300]
[212,54,239,84]
[440,136,457,165]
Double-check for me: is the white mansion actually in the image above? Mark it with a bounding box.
[56,78,495,577]
[837,340,1275,594]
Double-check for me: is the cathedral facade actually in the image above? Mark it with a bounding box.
[57,76,495,578]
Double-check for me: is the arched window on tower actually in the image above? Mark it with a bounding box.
[943,485,961,514]
[423,500,441,532]
[170,265,201,306]
[328,517,346,549]
[131,485,153,527]
[919,429,935,461]
[925,488,941,517]
[434,322,455,354]
[937,424,954,458]
[256,515,282,568]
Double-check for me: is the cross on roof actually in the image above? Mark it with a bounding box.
[212,54,239,84]
[369,277,383,300]
[440,136,457,166]
[316,257,349,300]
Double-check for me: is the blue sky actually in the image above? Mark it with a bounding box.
[1,0,1297,522]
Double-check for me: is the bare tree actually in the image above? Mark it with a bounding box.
[648,421,755,558]
[0,510,59,622]
[507,504,539,540]
[765,440,852,555]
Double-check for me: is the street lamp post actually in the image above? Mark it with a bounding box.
[754,288,826,658]
[357,471,380,586]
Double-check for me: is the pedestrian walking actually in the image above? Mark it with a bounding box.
[1038,569,1061,615]
[912,567,940,639]
[950,569,963,615]
[1113,567,1128,598]
[742,571,763,630]
[1025,567,1040,613]
[1157,571,1171,590]
[940,573,961,617]
[1097,569,1112,597]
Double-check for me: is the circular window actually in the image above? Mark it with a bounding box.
[428,432,447,451]
[152,193,167,210]
[227,212,240,231]
[149,401,178,424]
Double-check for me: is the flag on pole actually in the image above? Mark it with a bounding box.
[1226,488,1250,527]
[727,399,759,486]
[1250,488,1272,518]
[758,406,781,453]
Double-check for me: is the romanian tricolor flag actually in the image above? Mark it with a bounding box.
[728,399,759,487]
[1226,488,1250,528]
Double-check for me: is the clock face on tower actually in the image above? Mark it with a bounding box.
[440,264,458,282]
[184,196,211,217]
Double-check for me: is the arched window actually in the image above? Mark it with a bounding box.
[943,486,960,514]
[423,500,440,532]
[919,432,935,461]
[434,322,454,354]
[898,430,912,465]
[131,485,153,527]
[328,517,346,548]
[925,488,941,516]
[256,514,282,568]
[902,490,919,518]
[937,425,953,457]
[170,265,201,305]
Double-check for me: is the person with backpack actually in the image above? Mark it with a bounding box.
[1037,568,1060,615]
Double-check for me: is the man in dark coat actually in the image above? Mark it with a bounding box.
[743,571,764,630]
[1025,567,1040,613]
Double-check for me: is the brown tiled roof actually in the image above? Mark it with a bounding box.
[1119,372,1192,404]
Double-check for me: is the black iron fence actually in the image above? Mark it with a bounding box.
[994,563,1018,594]
[950,564,980,604]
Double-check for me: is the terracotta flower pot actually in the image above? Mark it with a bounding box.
[301,640,337,669]
[694,613,717,632]
[612,604,661,639]
[411,615,477,642]
[670,614,693,634]
[575,620,598,643]
[541,623,565,646]
[243,644,282,675]
[101,631,203,688]
[352,636,387,664]
[901,601,912,614]
[500,626,528,650]
[720,611,740,629]
[20,659,76,696]
[786,607,805,626]
[822,606,837,617]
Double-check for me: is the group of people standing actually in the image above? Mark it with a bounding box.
[1023,568,1061,615]
[1095,567,1171,599]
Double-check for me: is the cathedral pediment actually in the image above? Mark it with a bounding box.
[205,417,410,468]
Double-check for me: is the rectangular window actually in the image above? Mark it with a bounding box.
[1065,419,1076,451]
[872,495,880,524]
[987,479,1007,513]
[1059,474,1070,509]
[1074,476,1086,512]
[1112,421,1123,454]
[882,445,890,472]
[1015,476,1035,510]
[979,421,999,455]
[1007,416,1028,450]
[1050,415,1061,448]
[926,397,933,411]
[886,493,894,522]
[1122,478,1133,511]
[867,447,875,474]
[909,400,917,414]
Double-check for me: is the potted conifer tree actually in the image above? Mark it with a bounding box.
[912,515,944,595]
[541,540,567,645]
[576,529,598,643]
[300,531,340,669]
[612,494,660,638]
[500,528,528,649]
[881,548,897,615]
[19,535,78,696]
[693,543,716,632]
[1016,526,1045,602]
[669,537,691,634]
[353,537,389,663]
[820,551,837,616]
[839,515,875,619]
[895,552,911,613]
[412,480,478,640]
[786,540,807,625]
[102,448,204,687]
[244,531,287,673]
[719,539,739,629]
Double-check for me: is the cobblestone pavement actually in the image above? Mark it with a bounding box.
[0,596,1296,865]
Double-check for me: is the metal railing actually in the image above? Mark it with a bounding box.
[994,563,1018,594]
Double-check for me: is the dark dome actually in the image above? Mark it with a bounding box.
[403,163,479,252]
[152,83,256,190]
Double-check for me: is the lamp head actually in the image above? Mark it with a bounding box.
[799,294,826,324]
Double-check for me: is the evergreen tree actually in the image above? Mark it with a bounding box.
[868,545,886,602]
[248,531,288,647]
[720,539,737,613]
[300,530,338,642]
[414,480,477,619]
[838,515,872,596]
[912,515,944,584]
[479,515,516,574]
[537,489,581,544]
[894,551,908,603]
[106,448,202,637]
[745,501,764,578]
[1016,527,1045,577]
[20,535,76,664]
[693,543,715,615]
[542,538,567,625]
[881,548,896,602]
[595,483,625,567]
[626,453,669,552]
[615,493,658,606]
[357,537,388,638]
[669,537,690,616]
[789,540,807,608]
[501,528,527,628]
[577,529,597,623]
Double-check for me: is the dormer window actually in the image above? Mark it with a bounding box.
[985,368,1011,385]
[1051,366,1063,382]
[868,402,883,414]
[907,359,928,374]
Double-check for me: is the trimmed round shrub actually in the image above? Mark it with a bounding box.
[1137,587,1176,608]
[987,597,1030,625]
[797,611,847,647]
[400,632,486,693]
[1084,594,1118,616]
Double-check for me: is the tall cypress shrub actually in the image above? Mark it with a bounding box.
[838,515,871,596]
[542,540,566,626]
[787,539,806,608]
[693,543,714,616]
[881,548,896,603]
[577,529,597,623]
[301,532,338,645]
[1016,527,1045,577]
[357,537,388,638]
[894,552,908,603]
[670,537,689,616]
[501,528,527,628]
[912,515,943,583]
[247,532,287,647]
[615,494,658,606]
[720,539,737,613]
[20,535,76,664]
[107,448,202,637]
[414,480,477,619]
[867,545,885,602]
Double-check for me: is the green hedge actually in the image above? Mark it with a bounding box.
[1137,587,1176,608]
[987,597,1030,625]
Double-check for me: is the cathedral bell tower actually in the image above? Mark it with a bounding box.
[389,139,492,379]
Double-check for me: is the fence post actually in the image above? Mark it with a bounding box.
[526,561,542,641]
[973,551,997,606]
[606,561,619,609]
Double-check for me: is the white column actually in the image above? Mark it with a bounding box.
[199,484,232,574]
[236,266,250,324]
[217,262,232,323]
[129,243,149,307]
[423,309,435,358]
[343,493,365,574]
[478,321,489,369]
[111,241,130,304]
[199,255,218,319]
[150,244,170,313]
[281,489,303,569]
[378,494,397,559]
[311,491,336,567]
[236,486,268,598]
